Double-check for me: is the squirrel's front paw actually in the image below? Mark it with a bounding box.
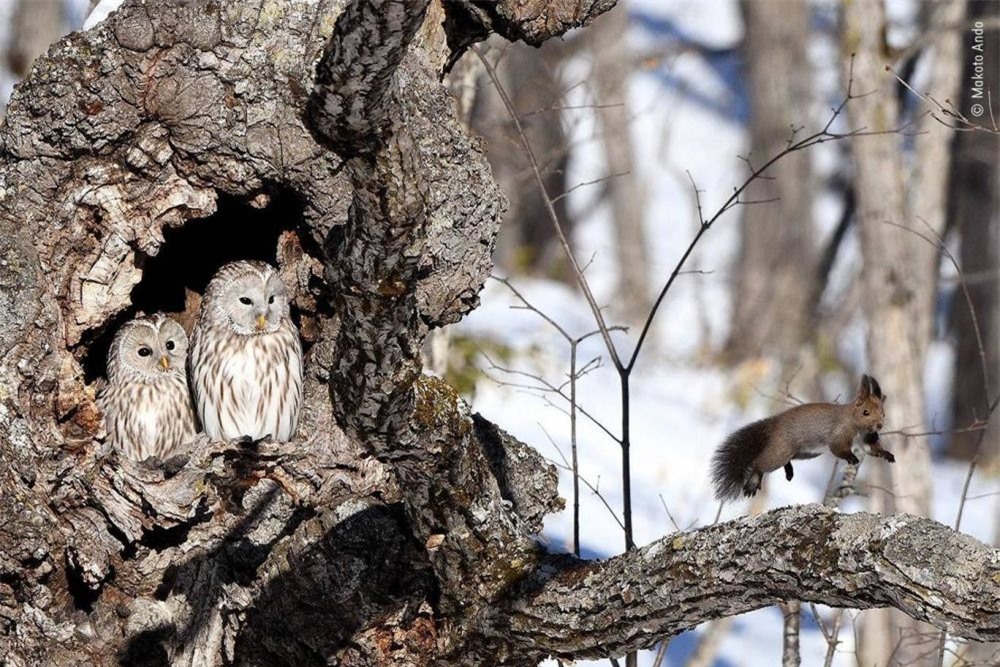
[882,451,895,463]
[845,453,860,465]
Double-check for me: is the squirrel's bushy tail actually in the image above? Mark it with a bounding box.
[711,417,774,501]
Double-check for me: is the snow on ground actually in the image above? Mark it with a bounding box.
[452,2,998,665]
[458,233,999,667]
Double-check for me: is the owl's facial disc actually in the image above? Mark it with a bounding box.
[158,319,189,375]
[117,317,188,379]
[223,271,289,336]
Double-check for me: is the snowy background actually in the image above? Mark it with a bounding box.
[453,1,999,665]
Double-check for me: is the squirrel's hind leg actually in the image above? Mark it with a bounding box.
[742,469,764,497]
[784,462,794,481]
[831,438,861,465]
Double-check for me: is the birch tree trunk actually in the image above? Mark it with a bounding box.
[5,0,63,80]
[473,40,572,278]
[0,2,997,666]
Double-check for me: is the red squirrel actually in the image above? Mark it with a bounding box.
[711,374,893,500]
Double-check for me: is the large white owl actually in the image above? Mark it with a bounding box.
[189,261,303,442]
[99,314,198,460]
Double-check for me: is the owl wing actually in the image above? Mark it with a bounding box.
[189,322,225,440]
[272,329,303,442]
[99,381,157,460]
[94,376,109,400]
[192,320,263,440]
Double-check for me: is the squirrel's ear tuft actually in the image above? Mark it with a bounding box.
[868,376,883,399]
[858,374,872,399]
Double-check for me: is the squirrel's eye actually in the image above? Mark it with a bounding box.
[863,409,870,416]
[138,347,152,357]
[239,297,252,305]
[165,340,175,351]
[268,295,275,305]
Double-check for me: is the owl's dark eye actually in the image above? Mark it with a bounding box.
[165,340,175,351]
[268,295,275,305]
[239,297,252,305]
[863,409,870,416]
[138,347,153,357]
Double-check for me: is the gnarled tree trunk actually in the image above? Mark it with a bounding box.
[0,2,997,666]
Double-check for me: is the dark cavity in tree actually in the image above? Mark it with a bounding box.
[64,551,104,613]
[81,191,307,383]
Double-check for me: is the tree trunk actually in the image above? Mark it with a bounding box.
[948,0,999,464]
[726,0,816,364]
[0,1,997,665]
[844,0,966,664]
[588,2,651,323]
[472,40,572,278]
[5,0,64,80]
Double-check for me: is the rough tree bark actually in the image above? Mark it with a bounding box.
[0,1,998,666]
[844,0,966,663]
[726,0,816,365]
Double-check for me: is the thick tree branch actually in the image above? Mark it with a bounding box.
[306,0,553,655]
[308,0,431,154]
[440,0,618,71]
[503,505,1000,660]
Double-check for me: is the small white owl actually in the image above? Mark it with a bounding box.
[99,314,198,460]
[189,260,303,442]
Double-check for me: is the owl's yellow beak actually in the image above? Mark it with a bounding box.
[159,356,170,371]
[256,313,267,330]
